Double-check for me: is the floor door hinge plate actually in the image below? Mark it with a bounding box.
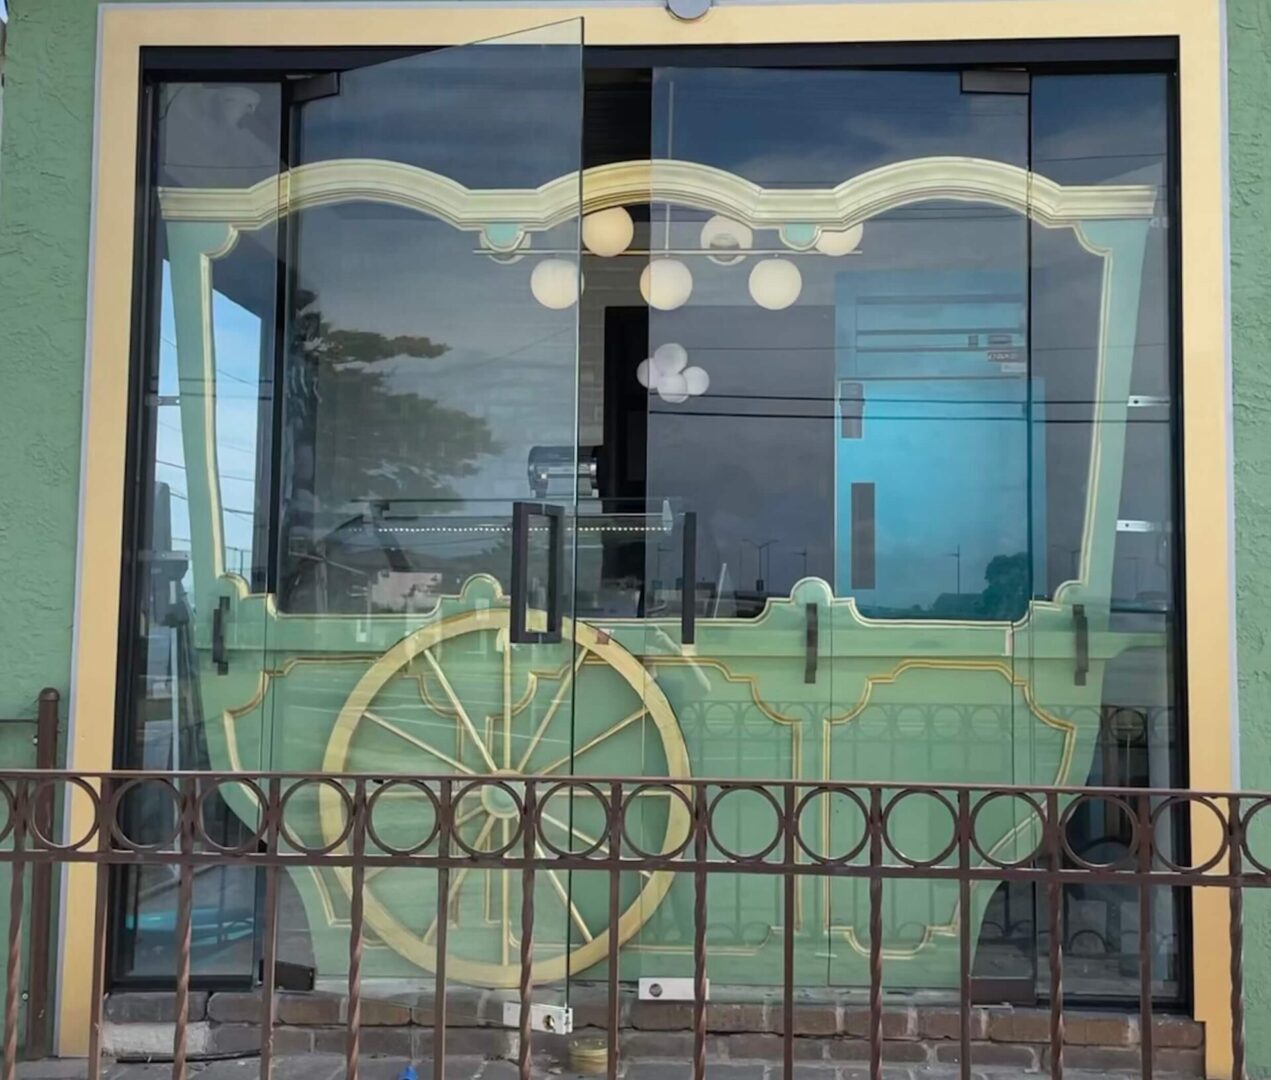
[502,1001,574,1034]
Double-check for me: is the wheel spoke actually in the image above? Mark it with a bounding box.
[514,646,587,773]
[534,706,648,776]
[422,649,498,772]
[424,813,495,944]
[537,842,593,943]
[363,710,474,775]
[454,803,486,829]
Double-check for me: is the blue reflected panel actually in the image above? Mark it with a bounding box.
[834,270,1043,619]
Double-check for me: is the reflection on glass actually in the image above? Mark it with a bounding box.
[118,82,283,981]
[1029,73,1180,999]
[260,25,586,1008]
[276,35,582,614]
[122,58,1181,1007]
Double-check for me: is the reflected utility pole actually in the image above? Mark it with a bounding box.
[743,538,778,592]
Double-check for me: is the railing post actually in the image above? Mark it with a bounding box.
[433,779,452,1080]
[518,780,536,1080]
[692,783,708,1080]
[957,790,971,1080]
[172,778,195,1080]
[86,777,113,1080]
[782,784,795,1080]
[606,781,622,1080]
[1229,795,1246,1080]
[24,689,57,1061]
[346,779,367,1080]
[259,778,282,1080]
[3,779,28,1080]
[1046,790,1064,1080]
[868,787,883,1080]
[1137,791,1154,1080]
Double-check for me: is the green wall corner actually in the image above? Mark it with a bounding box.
[1230,0,1271,1074]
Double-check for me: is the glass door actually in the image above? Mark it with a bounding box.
[259,21,585,1006]
[131,21,586,997]
[631,64,1034,996]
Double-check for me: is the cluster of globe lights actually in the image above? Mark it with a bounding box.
[527,206,864,313]
[636,342,709,404]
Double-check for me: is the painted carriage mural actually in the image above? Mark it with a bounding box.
[143,39,1164,997]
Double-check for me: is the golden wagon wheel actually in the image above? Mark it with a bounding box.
[319,603,690,987]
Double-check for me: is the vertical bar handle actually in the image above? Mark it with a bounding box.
[545,504,563,643]
[1073,603,1089,686]
[510,502,564,645]
[212,596,230,675]
[681,511,697,646]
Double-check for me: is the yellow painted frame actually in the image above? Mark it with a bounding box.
[71,0,1232,1072]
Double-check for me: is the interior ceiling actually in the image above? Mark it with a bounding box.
[583,69,652,171]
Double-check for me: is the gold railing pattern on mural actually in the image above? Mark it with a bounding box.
[1,770,1264,1080]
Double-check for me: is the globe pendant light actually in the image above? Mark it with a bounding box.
[637,343,710,405]
[815,222,864,257]
[582,207,635,258]
[748,258,802,311]
[651,342,688,378]
[682,365,710,396]
[640,259,694,311]
[530,258,581,309]
[700,215,753,265]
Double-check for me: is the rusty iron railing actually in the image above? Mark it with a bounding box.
[0,691,58,1062]
[0,770,1264,1080]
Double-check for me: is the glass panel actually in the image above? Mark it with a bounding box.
[635,66,1033,999]
[124,23,585,997]
[116,81,284,981]
[1024,73,1180,1001]
[121,52,1181,1015]
[259,22,584,1018]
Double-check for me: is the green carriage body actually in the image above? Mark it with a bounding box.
[160,155,1157,993]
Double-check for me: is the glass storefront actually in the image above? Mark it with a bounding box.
[116,39,1182,1006]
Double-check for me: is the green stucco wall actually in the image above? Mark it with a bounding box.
[1,0,1271,1072]
[0,0,99,723]
[1230,0,1271,1074]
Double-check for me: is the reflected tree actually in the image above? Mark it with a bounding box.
[279,289,500,611]
[978,552,1031,620]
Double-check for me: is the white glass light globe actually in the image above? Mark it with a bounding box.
[652,342,688,377]
[582,207,635,258]
[640,259,693,311]
[530,259,581,309]
[700,215,753,265]
[682,365,710,396]
[636,359,658,389]
[748,259,802,311]
[657,371,691,404]
[815,222,864,257]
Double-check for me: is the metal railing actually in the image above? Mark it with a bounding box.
[0,691,58,1062]
[0,769,1265,1080]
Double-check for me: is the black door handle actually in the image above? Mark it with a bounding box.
[681,511,697,646]
[212,596,230,675]
[804,603,818,684]
[1073,603,1089,686]
[510,502,563,644]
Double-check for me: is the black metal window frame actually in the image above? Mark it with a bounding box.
[113,37,1188,1000]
